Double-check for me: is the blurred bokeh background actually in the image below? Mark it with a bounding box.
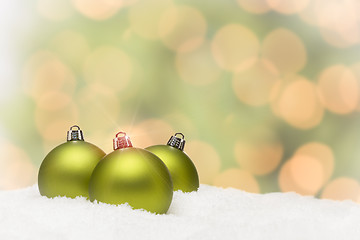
[2,0,360,202]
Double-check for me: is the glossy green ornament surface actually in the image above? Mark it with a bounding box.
[145,145,199,192]
[38,141,106,198]
[89,147,173,214]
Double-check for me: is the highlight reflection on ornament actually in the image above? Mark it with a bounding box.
[89,132,173,214]
[38,125,106,198]
[146,133,199,192]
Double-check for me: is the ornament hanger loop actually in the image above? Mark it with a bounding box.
[175,133,184,139]
[116,132,127,138]
[70,125,81,131]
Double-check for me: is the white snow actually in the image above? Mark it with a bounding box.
[1,185,360,240]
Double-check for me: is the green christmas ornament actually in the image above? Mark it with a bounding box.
[89,132,173,214]
[38,125,106,198]
[145,133,199,192]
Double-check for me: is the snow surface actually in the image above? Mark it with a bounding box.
[1,185,360,240]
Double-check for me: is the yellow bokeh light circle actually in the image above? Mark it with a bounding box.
[236,0,270,14]
[76,83,120,132]
[211,24,259,72]
[22,51,76,100]
[279,142,334,195]
[233,58,280,106]
[300,0,360,24]
[317,65,359,114]
[289,155,324,194]
[321,177,360,202]
[158,6,207,53]
[186,140,221,185]
[266,0,310,15]
[272,76,324,129]
[278,160,300,193]
[0,141,37,190]
[299,0,360,47]
[294,142,334,183]
[37,0,74,21]
[278,156,324,196]
[129,0,173,39]
[83,46,132,91]
[234,140,283,176]
[318,0,360,48]
[37,91,72,111]
[50,30,90,68]
[71,0,126,20]
[176,42,222,86]
[350,62,360,111]
[214,168,260,193]
[261,28,307,74]
[320,25,360,49]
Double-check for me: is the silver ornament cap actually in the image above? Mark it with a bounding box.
[167,133,185,151]
[67,125,84,141]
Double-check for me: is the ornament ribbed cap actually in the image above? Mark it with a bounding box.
[113,132,133,150]
[67,125,84,141]
[167,133,185,151]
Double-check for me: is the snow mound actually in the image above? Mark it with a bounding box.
[1,185,360,239]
